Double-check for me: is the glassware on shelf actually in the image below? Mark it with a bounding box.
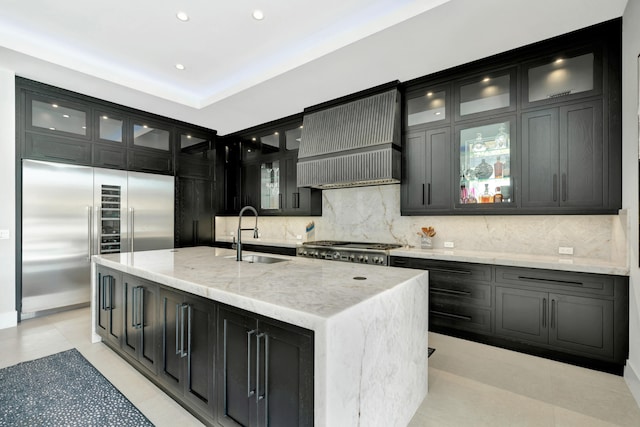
[474,159,493,179]
[494,187,503,203]
[494,156,503,178]
[472,132,486,152]
[495,125,509,148]
[479,183,493,203]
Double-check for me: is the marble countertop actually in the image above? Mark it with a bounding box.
[92,247,427,331]
[390,247,629,276]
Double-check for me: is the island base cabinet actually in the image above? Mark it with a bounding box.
[217,306,313,427]
[159,288,216,419]
[96,266,124,348]
[496,287,615,359]
[122,276,159,374]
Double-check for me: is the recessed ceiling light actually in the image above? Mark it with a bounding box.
[176,11,189,22]
[482,77,490,82]
[175,63,185,70]
[187,135,192,139]
[52,104,58,108]
[252,137,257,141]
[62,114,70,118]
[555,58,564,64]
[143,125,148,129]
[427,92,433,97]
[252,9,264,20]
[274,132,279,135]
[299,125,303,129]
[102,115,109,120]
[49,127,56,130]
[435,112,441,116]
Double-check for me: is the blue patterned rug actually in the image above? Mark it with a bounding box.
[0,349,153,426]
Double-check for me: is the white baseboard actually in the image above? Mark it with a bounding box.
[0,310,17,329]
[625,360,640,408]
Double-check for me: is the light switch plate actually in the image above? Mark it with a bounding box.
[0,230,9,240]
[558,246,574,255]
[444,241,454,248]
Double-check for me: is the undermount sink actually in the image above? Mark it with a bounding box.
[225,255,289,264]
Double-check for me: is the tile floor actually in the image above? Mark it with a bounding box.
[1,307,639,426]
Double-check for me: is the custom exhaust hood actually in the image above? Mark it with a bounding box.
[297,85,401,189]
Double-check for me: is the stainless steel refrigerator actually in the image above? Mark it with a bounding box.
[21,159,174,317]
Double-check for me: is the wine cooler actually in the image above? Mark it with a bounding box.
[100,185,122,254]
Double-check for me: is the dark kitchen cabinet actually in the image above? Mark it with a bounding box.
[160,288,216,419]
[96,265,124,348]
[122,275,159,374]
[390,256,629,373]
[24,133,92,165]
[401,128,452,214]
[177,177,214,247]
[495,287,614,359]
[521,100,605,210]
[217,306,314,427]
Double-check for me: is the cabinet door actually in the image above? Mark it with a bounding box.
[521,108,559,208]
[98,270,124,348]
[425,128,452,210]
[123,277,159,374]
[183,295,216,417]
[217,307,258,427]
[259,321,314,427]
[160,289,185,392]
[195,179,214,245]
[559,101,604,208]
[242,163,260,210]
[177,178,196,247]
[402,132,427,212]
[548,293,614,359]
[495,287,548,344]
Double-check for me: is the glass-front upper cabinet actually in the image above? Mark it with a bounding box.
[522,49,601,108]
[96,112,124,143]
[132,121,170,151]
[457,117,515,208]
[28,95,89,138]
[260,160,280,210]
[405,86,449,129]
[285,124,303,151]
[455,69,516,120]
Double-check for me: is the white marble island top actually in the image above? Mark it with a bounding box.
[92,247,429,427]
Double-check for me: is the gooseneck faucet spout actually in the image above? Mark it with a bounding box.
[236,206,259,261]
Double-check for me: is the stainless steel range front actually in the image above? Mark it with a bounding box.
[297,241,402,266]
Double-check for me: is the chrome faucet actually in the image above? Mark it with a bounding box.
[236,206,259,261]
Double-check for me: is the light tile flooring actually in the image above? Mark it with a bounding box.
[1,307,639,426]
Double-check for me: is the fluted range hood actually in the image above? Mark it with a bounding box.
[297,87,401,189]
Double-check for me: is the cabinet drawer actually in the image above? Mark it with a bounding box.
[429,302,492,334]
[391,257,492,283]
[24,133,91,165]
[495,266,614,296]
[430,281,492,307]
[94,143,127,169]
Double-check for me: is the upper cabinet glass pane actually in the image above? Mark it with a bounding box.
[407,90,446,126]
[32,100,87,135]
[260,133,280,154]
[180,134,208,150]
[459,74,510,116]
[285,126,302,151]
[459,120,513,205]
[98,115,123,142]
[260,160,280,210]
[528,53,594,102]
[133,123,170,151]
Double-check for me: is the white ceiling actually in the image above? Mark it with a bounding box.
[0,0,628,135]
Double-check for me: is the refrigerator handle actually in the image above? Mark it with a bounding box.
[86,206,92,261]
[129,207,135,253]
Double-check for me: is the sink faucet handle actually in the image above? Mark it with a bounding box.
[253,228,259,239]
[232,236,237,249]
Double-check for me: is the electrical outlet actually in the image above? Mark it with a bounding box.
[0,230,9,240]
[558,246,574,255]
[444,241,455,248]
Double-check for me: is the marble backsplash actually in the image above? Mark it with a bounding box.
[215,184,628,262]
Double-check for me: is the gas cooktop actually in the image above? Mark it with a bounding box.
[298,240,402,265]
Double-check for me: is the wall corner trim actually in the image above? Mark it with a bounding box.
[0,310,18,330]
[624,360,640,408]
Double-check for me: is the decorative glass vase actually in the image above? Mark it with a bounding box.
[421,236,433,249]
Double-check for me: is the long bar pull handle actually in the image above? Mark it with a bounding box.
[542,298,547,328]
[551,299,556,329]
[263,334,270,424]
[279,193,283,209]
[131,285,137,328]
[256,332,265,403]
[186,304,192,358]
[101,274,107,310]
[552,174,558,202]
[427,183,432,205]
[422,184,425,205]
[87,206,92,261]
[431,310,472,321]
[517,276,583,287]
[139,287,144,330]
[247,329,257,397]
[561,174,567,202]
[129,208,135,253]
[194,220,199,246]
[175,303,181,356]
[108,276,114,311]
[180,304,188,358]
[430,287,472,297]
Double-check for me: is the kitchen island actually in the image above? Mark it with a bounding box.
[91,247,429,427]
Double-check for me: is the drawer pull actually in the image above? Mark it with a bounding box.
[431,310,472,321]
[431,287,472,297]
[430,267,472,275]
[517,276,583,287]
